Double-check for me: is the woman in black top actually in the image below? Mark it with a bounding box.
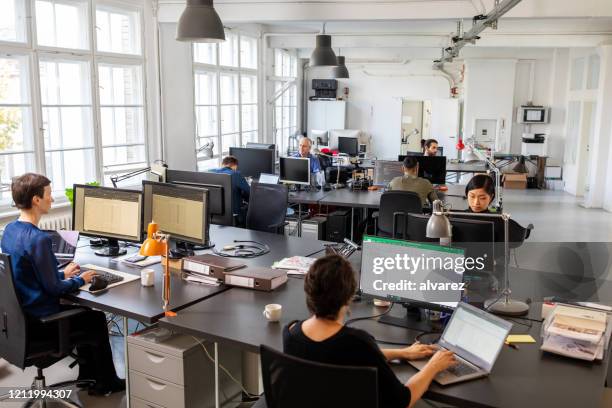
[465,174,496,213]
[283,255,456,408]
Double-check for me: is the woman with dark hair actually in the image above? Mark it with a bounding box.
[465,174,496,213]
[283,255,456,408]
[1,173,125,396]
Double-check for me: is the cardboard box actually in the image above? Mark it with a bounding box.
[503,173,527,189]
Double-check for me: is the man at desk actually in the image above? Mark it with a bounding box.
[1,173,125,396]
[388,156,438,206]
[211,155,250,225]
[293,136,324,186]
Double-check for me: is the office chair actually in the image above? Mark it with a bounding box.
[246,182,289,234]
[0,253,95,407]
[374,191,423,239]
[255,344,378,408]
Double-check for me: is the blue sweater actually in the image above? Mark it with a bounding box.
[1,221,84,318]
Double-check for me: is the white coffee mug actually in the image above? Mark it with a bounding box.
[141,268,155,287]
[263,304,282,322]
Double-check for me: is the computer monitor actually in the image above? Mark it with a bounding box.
[338,137,359,157]
[229,147,275,179]
[407,214,495,273]
[373,160,404,186]
[398,153,423,161]
[246,142,275,150]
[72,184,143,257]
[311,129,328,146]
[142,181,210,257]
[279,157,310,186]
[165,169,233,226]
[360,235,465,319]
[329,129,361,149]
[416,156,447,184]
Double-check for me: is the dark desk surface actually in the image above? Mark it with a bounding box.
[65,225,327,322]
[287,189,329,205]
[159,243,612,408]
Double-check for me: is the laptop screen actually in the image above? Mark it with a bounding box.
[439,303,512,372]
[259,173,279,184]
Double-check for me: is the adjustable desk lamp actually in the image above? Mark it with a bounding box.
[426,200,529,316]
[140,221,176,317]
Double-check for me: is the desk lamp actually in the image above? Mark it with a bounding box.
[140,221,176,317]
[426,200,529,316]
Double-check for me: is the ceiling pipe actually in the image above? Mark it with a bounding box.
[434,0,523,68]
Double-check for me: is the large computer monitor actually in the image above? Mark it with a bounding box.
[72,184,143,257]
[373,160,404,186]
[407,214,495,273]
[246,142,275,150]
[311,129,328,146]
[165,169,233,226]
[279,157,310,186]
[142,181,210,256]
[229,147,275,179]
[338,136,359,157]
[416,156,447,184]
[329,129,361,149]
[360,235,465,317]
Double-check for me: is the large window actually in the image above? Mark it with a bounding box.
[0,0,146,206]
[193,30,259,170]
[273,49,298,156]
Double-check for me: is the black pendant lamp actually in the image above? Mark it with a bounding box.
[332,55,349,78]
[310,24,337,67]
[176,0,225,43]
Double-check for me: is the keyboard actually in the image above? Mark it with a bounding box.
[95,271,124,285]
[444,361,478,377]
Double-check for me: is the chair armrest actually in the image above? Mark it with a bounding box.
[38,308,88,324]
[525,223,534,240]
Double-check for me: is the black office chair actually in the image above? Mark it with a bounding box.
[374,191,423,238]
[0,253,95,407]
[246,182,289,234]
[325,166,353,184]
[255,344,378,408]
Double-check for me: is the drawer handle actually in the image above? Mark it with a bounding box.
[145,351,166,364]
[146,378,167,391]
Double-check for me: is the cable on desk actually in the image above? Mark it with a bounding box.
[345,303,394,326]
[191,336,259,399]
[212,240,270,258]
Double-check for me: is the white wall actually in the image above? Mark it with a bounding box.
[463,59,517,153]
[306,61,456,159]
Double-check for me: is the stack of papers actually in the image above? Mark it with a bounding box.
[272,256,317,275]
[541,304,612,361]
[116,252,161,267]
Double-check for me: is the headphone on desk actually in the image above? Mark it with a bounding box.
[213,240,270,258]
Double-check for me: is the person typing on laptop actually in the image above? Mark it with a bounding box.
[1,173,125,396]
[283,255,457,408]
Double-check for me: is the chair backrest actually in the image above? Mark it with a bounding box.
[378,191,422,238]
[246,182,289,234]
[260,345,378,408]
[0,253,28,369]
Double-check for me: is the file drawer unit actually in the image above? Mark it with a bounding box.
[128,328,241,408]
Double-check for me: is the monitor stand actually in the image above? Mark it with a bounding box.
[377,303,445,333]
[168,240,215,259]
[94,238,127,257]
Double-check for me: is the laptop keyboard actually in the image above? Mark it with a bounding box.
[445,361,478,377]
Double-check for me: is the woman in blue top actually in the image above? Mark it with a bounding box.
[1,173,125,396]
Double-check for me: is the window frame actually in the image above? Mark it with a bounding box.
[0,0,148,208]
[272,49,298,156]
[192,29,260,170]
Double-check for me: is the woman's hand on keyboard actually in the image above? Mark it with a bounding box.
[79,270,97,283]
[63,262,81,278]
[398,343,438,361]
[426,350,457,374]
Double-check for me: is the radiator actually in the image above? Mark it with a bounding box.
[39,211,72,230]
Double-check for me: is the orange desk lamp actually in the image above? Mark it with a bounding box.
[140,221,176,317]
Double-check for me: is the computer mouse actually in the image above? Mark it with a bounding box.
[89,276,108,292]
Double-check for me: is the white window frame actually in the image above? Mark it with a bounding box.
[0,0,148,209]
[272,49,298,156]
[192,29,259,170]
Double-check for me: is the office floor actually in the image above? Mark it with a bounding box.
[2,189,612,407]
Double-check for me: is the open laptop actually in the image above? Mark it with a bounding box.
[408,302,512,385]
[258,173,279,184]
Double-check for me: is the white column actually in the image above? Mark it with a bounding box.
[584,43,612,209]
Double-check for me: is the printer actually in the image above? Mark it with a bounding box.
[521,133,547,156]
